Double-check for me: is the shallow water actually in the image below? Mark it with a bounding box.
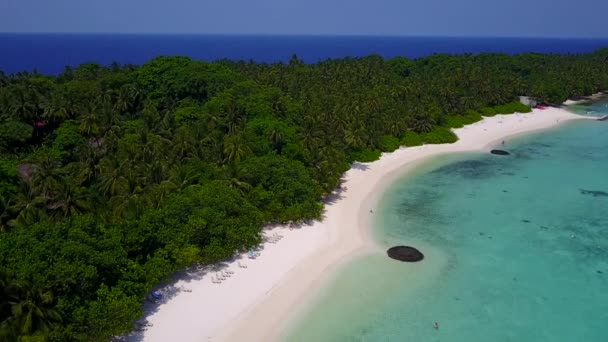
[283,103,608,342]
[569,97,608,118]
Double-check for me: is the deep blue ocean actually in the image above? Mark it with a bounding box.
[1,34,608,75]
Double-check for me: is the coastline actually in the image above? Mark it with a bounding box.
[138,107,592,342]
[563,91,606,106]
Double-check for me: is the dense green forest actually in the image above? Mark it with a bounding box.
[1,49,607,341]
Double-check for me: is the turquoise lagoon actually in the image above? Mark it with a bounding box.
[283,103,608,342]
[569,96,608,117]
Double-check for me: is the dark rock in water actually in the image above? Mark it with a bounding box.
[491,149,510,156]
[502,190,508,193]
[387,246,424,262]
[597,270,603,274]
[580,189,608,197]
[521,219,531,223]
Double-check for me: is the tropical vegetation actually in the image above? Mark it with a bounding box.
[1,49,607,341]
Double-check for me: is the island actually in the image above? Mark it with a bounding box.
[1,49,607,341]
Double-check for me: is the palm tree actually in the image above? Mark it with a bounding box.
[48,181,90,219]
[147,159,168,185]
[217,165,252,195]
[172,127,195,161]
[76,145,101,186]
[1,281,61,338]
[144,181,175,209]
[157,106,177,135]
[0,269,16,340]
[0,89,10,120]
[298,119,322,150]
[98,97,120,135]
[344,125,367,148]
[0,195,12,233]
[141,100,161,132]
[9,182,45,227]
[366,95,382,115]
[31,152,63,197]
[225,102,243,134]
[409,113,434,134]
[269,128,284,154]
[203,112,219,131]
[43,83,80,121]
[42,93,69,122]
[328,107,350,136]
[0,269,13,318]
[111,192,144,220]
[223,135,251,164]
[114,83,142,113]
[9,86,37,123]
[199,134,224,164]
[167,164,198,191]
[110,170,144,219]
[79,103,100,137]
[114,86,133,115]
[97,157,127,197]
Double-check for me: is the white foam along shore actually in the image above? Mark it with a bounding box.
[136,107,592,342]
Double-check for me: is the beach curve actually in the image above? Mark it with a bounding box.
[136,107,591,342]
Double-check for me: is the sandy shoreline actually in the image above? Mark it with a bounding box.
[135,107,591,342]
[563,92,606,106]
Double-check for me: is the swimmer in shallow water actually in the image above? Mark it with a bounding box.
[434,322,439,330]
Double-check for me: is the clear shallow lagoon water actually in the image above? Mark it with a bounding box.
[284,102,608,342]
[570,97,608,117]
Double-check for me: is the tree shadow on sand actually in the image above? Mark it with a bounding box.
[350,162,370,171]
[116,181,348,341]
[323,182,347,206]
[113,256,248,341]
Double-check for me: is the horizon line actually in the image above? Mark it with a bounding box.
[1,32,607,40]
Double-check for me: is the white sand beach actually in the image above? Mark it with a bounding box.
[136,107,591,342]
